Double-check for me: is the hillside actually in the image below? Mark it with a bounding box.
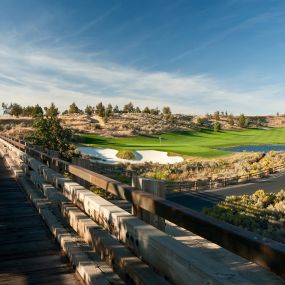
[0,113,194,137]
[1,113,285,138]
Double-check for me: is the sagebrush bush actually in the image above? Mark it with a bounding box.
[128,151,285,182]
[203,190,285,243]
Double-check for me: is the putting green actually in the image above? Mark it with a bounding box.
[80,128,285,158]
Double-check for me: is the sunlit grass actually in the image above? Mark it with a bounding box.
[80,128,285,158]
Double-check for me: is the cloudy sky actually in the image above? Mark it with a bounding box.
[1,0,285,114]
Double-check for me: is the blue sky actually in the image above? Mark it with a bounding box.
[0,0,285,114]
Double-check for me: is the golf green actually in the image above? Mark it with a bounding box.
[81,128,285,158]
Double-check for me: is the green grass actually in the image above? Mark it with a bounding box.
[80,128,285,158]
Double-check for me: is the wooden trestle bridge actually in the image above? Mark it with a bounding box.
[0,134,284,285]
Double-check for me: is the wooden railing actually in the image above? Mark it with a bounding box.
[1,133,285,278]
[163,165,285,192]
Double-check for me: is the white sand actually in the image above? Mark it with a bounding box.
[79,147,183,164]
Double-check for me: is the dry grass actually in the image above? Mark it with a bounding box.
[2,113,285,138]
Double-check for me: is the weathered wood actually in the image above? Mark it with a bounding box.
[0,157,83,285]
[2,135,285,284]
[68,164,285,278]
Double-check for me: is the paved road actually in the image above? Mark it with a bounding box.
[167,172,285,212]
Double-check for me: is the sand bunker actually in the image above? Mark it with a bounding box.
[79,147,183,164]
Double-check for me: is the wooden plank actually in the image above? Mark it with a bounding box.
[0,158,83,285]
[0,207,35,215]
[0,254,70,272]
[0,229,50,244]
[0,241,58,259]
[0,213,40,221]
[0,214,45,228]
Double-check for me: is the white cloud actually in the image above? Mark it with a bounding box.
[0,41,284,115]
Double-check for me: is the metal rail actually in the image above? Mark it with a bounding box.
[1,133,285,278]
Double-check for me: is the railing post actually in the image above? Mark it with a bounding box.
[132,176,166,231]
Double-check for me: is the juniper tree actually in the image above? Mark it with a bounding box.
[68,102,81,114]
[26,111,75,161]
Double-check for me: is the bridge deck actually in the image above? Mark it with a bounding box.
[0,157,83,285]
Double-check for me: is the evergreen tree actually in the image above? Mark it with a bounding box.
[228,114,234,126]
[26,111,74,160]
[150,108,160,115]
[135,106,141,113]
[214,121,221,132]
[143,106,150,114]
[22,106,34,116]
[95,102,105,117]
[214,111,220,121]
[84,105,94,116]
[113,105,120,113]
[44,103,59,117]
[123,102,134,113]
[32,104,43,118]
[68,102,81,114]
[5,103,23,117]
[105,104,113,117]
[162,106,171,115]
[238,114,247,128]
[1,102,8,115]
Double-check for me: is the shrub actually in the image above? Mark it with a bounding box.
[228,114,234,126]
[4,124,11,130]
[25,112,74,161]
[196,117,209,127]
[238,114,249,128]
[203,189,285,243]
[69,102,81,114]
[214,111,220,121]
[116,150,136,160]
[90,185,106,197]
[214,121,221,132]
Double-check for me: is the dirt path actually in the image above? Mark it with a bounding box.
[92,115,105,127]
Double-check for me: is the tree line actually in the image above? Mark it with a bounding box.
[1,101,172,119]
[199,111,255,131]
[12,101,172,160]
[1,102,44,117]
[0,102,256,129]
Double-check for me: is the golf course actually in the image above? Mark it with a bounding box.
[81,128,285,158]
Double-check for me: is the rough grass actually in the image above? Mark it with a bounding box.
[81,128,285,158]
[116,149,136,160]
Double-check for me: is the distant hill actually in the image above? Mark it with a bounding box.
[1,113,285,138]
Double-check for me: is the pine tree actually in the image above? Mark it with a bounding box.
[68,102,81,114]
